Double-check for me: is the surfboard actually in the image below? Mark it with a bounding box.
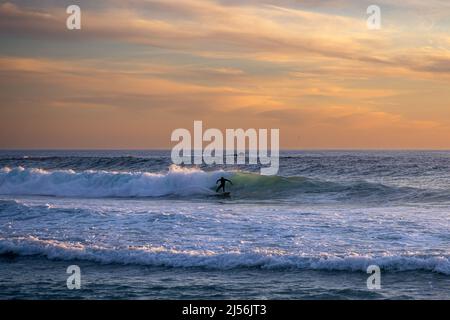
[216,192,231,197]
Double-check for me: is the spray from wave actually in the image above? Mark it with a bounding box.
[0,165,225,197]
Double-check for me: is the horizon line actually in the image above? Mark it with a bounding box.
[2,148,450,152]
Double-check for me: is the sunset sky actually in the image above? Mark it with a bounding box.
[1,0,450,149]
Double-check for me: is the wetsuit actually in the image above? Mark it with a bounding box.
[216,177,232,193]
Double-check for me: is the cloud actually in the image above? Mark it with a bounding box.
[2,1,450,148]
[2,0,450,78]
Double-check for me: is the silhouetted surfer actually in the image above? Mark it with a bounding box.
[216,177,232,193]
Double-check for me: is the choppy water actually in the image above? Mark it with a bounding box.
[0,150,449,299]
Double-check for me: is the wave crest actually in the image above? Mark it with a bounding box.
[0,165,223,197]
[1,236,449,274]
[0,166,447,202]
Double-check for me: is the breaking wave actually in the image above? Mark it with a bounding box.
[0,166,447,202]
[0,165,223,197]
[0,237,448,275]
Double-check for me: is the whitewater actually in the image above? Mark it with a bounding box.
[0,150,449,299]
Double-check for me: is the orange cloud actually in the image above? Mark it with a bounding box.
[2,1,450,148]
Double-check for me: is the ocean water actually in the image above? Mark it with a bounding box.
[0,150,449,300]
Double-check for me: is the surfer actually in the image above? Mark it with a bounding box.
[216,177,233,193]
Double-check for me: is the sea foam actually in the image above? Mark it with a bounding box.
[0,236,448,274]
[0,166,224,197]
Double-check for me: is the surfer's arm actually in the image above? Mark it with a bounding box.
[225,179,233,184]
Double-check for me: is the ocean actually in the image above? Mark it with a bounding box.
[0,150,449,299]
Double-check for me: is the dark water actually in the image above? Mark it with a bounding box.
[1,256,448,300]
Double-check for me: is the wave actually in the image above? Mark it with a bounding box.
[0,165,446,202]
[0,166,225,197]
[229,172,409,200]
[0,236,448,274]
[0,155,169,172]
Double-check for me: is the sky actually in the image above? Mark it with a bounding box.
[1,0,450,149]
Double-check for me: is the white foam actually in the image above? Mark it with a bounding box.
[0,166,225,197]
[1,236,448,274]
